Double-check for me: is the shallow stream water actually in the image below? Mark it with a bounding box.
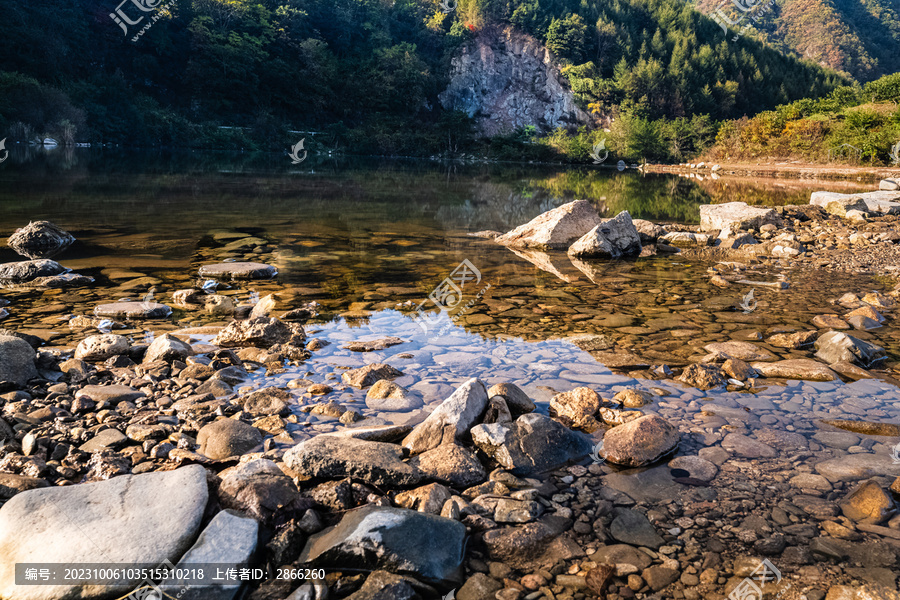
[1,150,898,452]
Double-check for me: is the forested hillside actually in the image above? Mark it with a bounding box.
[1,0,847,156]
[696,0,900,82]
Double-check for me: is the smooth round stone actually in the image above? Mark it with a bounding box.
[94,302,172,319]
[667,455,718,482]
[198,262,277,280]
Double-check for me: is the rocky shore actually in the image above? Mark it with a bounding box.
[0,196,899,600]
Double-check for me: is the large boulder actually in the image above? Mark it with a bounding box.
[0,466,208,600]
[402,378,489,454]
[471,413,593,476]
[567,211,642,259]
[880,179,900,191]
[197,419,263,460]
[7,221,75,259]
[299,505,466,586]
[75,334,130,362]
[815,331,886,367]
[0,259,66,284]
[212,317,305,348]
[495,200,602,250]
[0,335,37,387]
[699,202,778,232]
[600,414,679,467]
[285,435,423,486]
[144,333,194,364]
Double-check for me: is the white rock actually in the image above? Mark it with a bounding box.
[402,378,489,454]
[495,200,602,250]
[0,466,209,600]
[699,202,778,232]
[567,211,642,258]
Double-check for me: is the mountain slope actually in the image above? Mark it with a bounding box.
[696,0,900,81]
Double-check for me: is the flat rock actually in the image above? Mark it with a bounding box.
[161,509,259,600]
[667,455,718,482]
[344,337,405,352]
[0,473,49,500]
[703,341,776,361]
[79,428,128,453]
[0,259,66,283]
[810,192,869,217]
[496,200,602,250]
[75,384,145,404]
[752,359,838,381]
[299,505,466,586]
[402,378,489,454]
[591,544,652,570]
[0,335,37,387]
[610,508,665,548]
[722,433,776,458]
[94,302,172,319]
[330,425,413,443]
[699,202,778,232]
[816,453,900,483]
[199,262,277,280]
[0,466,208,600]
[285,435,422,486]
[601,414,679,467]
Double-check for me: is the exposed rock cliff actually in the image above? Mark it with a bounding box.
[439,26,591,136]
